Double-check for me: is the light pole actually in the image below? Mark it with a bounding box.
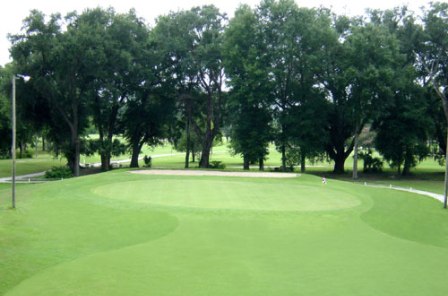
[11,74,30,209]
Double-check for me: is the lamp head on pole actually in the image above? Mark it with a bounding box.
[16,74,31,82]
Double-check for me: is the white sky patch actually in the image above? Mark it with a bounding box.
[0,0,435,66]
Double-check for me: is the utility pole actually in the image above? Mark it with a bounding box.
[11,76,16,209]
[11,74,30,209]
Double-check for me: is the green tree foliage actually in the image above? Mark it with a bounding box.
[223,5,273,170]
[316,14,402,174]
[0,64,39,159]
[173,129,203,164]
[10,11,92,176]
[0,66,11,157]
[77,8,151,171]
[154,6,227,168]
[285,94,329,172]
[374,77,432,175]
[256,0,322,170]
[419,2,448,156]
[367,7,439,175]
[122,89,174,168]
[5,2,448,179]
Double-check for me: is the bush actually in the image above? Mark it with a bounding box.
[18,149,34,159]
[45,166,73,179]
[209,160,225,169]
[273,166,294,172]
[359,150,383,173]
[143,155,152,168]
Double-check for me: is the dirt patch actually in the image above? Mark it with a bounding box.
[130,169,299,178]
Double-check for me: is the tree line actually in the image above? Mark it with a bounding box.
[0,0,447,176]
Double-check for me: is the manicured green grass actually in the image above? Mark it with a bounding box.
[0,153,63,178]
[1,171,447,295]
[365,180,445,195]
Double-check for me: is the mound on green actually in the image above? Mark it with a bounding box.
[1,171,447,296]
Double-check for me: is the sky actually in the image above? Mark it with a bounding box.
[0,0,436,66]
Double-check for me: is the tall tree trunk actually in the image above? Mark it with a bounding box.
[74,136,80,177]
[67,121,80,177]
[67,154,75,175]
[98,132,111,171]
[402,150,412,176]
[300,153,306,173]
[259,157,264,171]
[101,154,111,171]
[199,130,214,168]
[42,136,46,151]
[130,141,142,168]
[435,123,446,156]
[199,90,214,169]
[330,140,353,174]
[185,148,190,169]
[444,128,448,209]
[67,134,80,177]
[185,118,191,169]
[72,101,80,177]
[19,142,23,158]
[333,153,346,174]
[281,143,286,171]
[352,132,359,179]
[102,136,113,172]
[192,145,196,163]
[243,155,250,170]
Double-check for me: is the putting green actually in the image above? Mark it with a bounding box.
[92,179,361,211]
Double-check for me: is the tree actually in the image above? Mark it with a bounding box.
[223,4,273,170]
[154,6,227,168]
[316,14,401,174]
[418,2,448,207]
[373,81,431,175]
[10,11,95,176]
[0,65,11,157]
[256,0,310,170]
[285,93,329,172]
[173,128,203,165]
[230,104,273,170]
[122,87,174,168]
[429,90,447,159]
[280,8,331,173]
[77,8,150,171]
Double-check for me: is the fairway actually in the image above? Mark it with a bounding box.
[1,171,448,296]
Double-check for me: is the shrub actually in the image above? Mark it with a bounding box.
[45,166,73,179]
[359,150,383,173]
[273,166,294,172]
[143,155,152,168]
[18,149,34,159]
[209,161,225,169]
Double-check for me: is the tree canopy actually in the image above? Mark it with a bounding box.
[1,1,447,179]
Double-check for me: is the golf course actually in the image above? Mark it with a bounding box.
[1,0,448,295]
[1,168,447,295]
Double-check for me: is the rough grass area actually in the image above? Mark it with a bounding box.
[1,171,447,296]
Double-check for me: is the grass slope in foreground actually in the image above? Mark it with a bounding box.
[0,171,447,296]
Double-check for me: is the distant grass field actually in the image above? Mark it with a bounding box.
[1,171,447,295]
[0,153,63,178]
[1,140,445,196]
